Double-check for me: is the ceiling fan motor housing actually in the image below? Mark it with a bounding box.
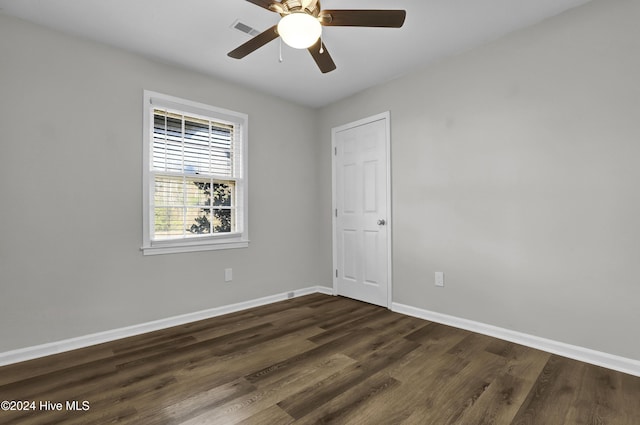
[270,0,321,17]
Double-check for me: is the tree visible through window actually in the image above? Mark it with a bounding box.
[186,181,233,234]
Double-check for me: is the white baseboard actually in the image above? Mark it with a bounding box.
[0,286,333,367]
[392,302,640,378]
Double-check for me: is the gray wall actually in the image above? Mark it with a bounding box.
[319,0,640,360]
[0,15,328,353]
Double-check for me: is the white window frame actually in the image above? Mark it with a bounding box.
[142,90,249,255]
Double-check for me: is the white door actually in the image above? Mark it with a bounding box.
[332,112,391,307]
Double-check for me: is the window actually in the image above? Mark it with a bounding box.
[142,91,248,255]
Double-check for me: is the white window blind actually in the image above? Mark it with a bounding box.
[142,91,248,255]
[152,110,237,177]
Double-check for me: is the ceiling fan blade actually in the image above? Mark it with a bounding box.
[228,25,279,59]
[308,40,336,74]
[320,10,406,28]
[245,0,274,12]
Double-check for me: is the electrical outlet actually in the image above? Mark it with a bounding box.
[435,272,444,287]
[224,268,233,282]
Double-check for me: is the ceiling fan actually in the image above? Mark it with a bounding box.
[228,0,406,73]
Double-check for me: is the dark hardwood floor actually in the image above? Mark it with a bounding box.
[1,294,639,424]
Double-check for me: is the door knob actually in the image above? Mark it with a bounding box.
[377,219,386,225]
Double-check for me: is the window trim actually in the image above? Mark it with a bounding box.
[142,90,249,255]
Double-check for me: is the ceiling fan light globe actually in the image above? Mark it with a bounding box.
[277,12,322,49]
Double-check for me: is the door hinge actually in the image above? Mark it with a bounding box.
[334,147,337,155]
[335,269,338,278]
[335,208,338,217]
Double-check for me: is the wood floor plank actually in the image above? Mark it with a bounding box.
[455,371,531,425]
[293,372,400,425]
[405,321,472,344]
[175,354,355,425]
[316,303,382,331]
[563,364,640,425]
[233,405,294,425]
[510,355,586,424]
[0,359,117,402]
[277,337,419,420]
[0,294,638,425]
[0,342,115,387]
[305,308,390,346]
[244,328,369,385]
[447,332,496,360]
[389,327,470,382]
[619,372,640,423]
[485,340,552,384]
[128,378,258,425]
[364,350,471,423]
[401,351,508,424]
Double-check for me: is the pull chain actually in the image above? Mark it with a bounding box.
[279,38,283,62]
[319,33,324,54]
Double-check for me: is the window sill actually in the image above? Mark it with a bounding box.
[141,239,249,256]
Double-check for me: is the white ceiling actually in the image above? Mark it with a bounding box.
[0,0,592,108]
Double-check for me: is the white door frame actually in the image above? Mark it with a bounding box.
[331,111,392,308]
